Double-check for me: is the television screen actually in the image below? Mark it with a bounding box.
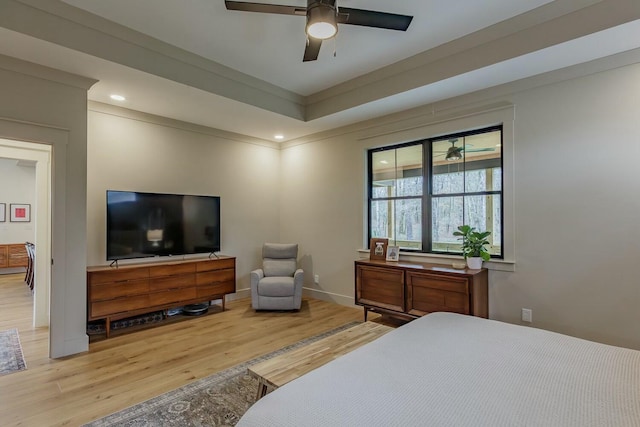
[106,190,221,260]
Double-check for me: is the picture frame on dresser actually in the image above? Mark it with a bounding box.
[10,203,30,222]
[386,245,400,261]
[0,203,5,222]
[369,238,388,260]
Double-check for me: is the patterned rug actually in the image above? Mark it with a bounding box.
[84,321,359,426]
[0,328,27,376]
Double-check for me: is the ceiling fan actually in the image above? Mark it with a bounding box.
[436,139,496,161]
[224,0,413,62]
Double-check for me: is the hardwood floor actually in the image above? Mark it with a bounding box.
[0,273,366,426]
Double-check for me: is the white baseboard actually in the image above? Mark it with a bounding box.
[229,288,250,301]
[52,335,89,358]
[230,287,356,308]
[302,287,357,308]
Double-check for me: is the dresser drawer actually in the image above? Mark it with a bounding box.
[149,262,195,277]
[197,281,235,298]
[196,268,235,285]
[88,268,149,285]
[8,244,28,267]
[407,272,469,294]
[407,272,470,316]
[149,288,197,306]
[152,273,196,291]
[196,258,235,272]
[91,294,150,318]
[90,278,150,301]
[0,246,8,268]
[356,265,405,313]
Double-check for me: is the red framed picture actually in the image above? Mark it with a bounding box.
[10,204,31,222]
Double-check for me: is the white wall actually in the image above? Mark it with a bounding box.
[86,104,282,292]
[0,158,35,244]
[0,54,95,357]
[280,62,640,350]
[5,52,633,357]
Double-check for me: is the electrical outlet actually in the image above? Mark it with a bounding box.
[521,308,532,323]
[314,274,319,284]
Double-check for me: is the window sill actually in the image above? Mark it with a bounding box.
[356,249,515,272]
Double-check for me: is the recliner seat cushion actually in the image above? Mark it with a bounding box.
[257,277,295,297]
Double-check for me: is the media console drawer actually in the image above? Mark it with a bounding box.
[153,273,196,291]
[87,256,236,337]
[90,278,150,301]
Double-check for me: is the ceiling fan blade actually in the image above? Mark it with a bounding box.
[303,37,322,62]
[224,1,306,16]
[463,148,496,152]
[337,7,413,31]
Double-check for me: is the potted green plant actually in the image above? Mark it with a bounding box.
[453,225,491,269]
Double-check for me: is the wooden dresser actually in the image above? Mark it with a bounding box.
[0,243,28,269]
[355,259,488,321]
[87,256,236,337]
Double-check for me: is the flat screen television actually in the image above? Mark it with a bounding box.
[106,190,220,261]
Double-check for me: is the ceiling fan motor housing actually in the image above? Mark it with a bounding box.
[306,0,338,39]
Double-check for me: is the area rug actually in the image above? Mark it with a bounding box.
[84,321,359,426]
[0,328,27,376]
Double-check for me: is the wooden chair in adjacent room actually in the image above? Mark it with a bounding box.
[24,242,35,292]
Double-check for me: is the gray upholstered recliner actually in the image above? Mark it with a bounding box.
[251,243,303,310]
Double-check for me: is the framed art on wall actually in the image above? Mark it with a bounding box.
[0,203,5,222]
[369,238,388,261]
[10,204,31,222]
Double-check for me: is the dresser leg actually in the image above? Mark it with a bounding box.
[364,307,368,322]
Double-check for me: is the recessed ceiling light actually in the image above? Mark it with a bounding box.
[380,160,389,164]
[496,143,502,147]
[274,134,284,140]
[110,94,126,101]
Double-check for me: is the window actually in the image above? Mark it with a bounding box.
[368,126,503,258]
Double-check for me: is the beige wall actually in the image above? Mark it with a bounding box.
[0,55,95,357]
[280,62,640,350]
[86,104,282,292]
[5,51,638,358]
[0,158,35,244]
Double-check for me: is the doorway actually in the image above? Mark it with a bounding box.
[0,139,52,339]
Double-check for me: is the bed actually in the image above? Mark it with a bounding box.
[237,312,640,426]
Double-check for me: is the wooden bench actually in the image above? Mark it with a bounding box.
[248,322,393,399]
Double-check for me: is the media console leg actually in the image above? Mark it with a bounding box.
[364,307,368,322]
[105,317,111,338]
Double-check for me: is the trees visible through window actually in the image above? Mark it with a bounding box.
[368,126,503,257]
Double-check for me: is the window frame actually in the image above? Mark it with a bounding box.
[367,125,504,259]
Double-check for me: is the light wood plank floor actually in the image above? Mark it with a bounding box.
[0,273,367,426]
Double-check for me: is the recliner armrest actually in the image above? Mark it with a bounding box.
[294,269,304,287]
[251,269,264,288]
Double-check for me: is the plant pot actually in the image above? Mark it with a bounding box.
[466,257,483,269]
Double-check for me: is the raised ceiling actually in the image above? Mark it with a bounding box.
[1,0,639,142]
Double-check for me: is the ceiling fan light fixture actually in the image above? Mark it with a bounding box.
[306,3,337,40]
[445,147,462,161]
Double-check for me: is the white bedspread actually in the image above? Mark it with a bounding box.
[237,312,640,426]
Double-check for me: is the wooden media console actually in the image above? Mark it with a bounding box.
[87,256,236,337]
